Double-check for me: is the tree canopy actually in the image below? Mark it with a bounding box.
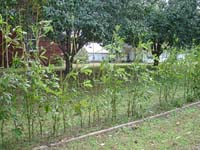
[142,0,200,65]
[0,0,200,71]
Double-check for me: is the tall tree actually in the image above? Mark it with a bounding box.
[44,0,145,73]
[116,0,146,47]
[166,0,200,47]
[44,0,107,73]
[143,0,200,65]
[144,0,169,65]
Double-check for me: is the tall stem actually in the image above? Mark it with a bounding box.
[5,10,9,68]
[0,120,4,145]
[62,110,66,133]
[38,109,43,136]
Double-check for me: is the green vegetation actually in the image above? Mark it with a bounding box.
[0,47,199,150]
[1,0,199,72]
[63,106,200,150]
[0,0,200,149]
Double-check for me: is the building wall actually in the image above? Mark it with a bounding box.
[88,53,108,62]
[128,51,135,61]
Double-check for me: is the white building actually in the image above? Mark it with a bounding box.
[142,51,170,63]
[84,42,109,62]
[121,43,135,62]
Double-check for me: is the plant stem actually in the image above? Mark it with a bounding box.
[0,120,4,145]
[62,111,66,133]
[38,109,43,136]
[88,107,91,127]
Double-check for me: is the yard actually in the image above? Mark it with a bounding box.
[0,1,200,150]
[1,53,199,150]
[57,105,200,150]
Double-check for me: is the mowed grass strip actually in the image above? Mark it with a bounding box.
[53,106,200,150]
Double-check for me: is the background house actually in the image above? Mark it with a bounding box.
[84,42,109,62]
[75,42,173,64]
[122,43,135,62]
[142,50,169,63]
[81,42,135,63]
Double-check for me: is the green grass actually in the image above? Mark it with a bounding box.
[56,106,200,150]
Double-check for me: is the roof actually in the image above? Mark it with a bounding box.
[84,42,109,54]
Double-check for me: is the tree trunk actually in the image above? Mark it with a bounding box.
[152,42,162,66]
[153,56,159,66]
[64,54,72,75]
[59,30,84,75]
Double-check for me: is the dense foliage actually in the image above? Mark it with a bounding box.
[0,0,200,149]
[1,0,200,71]
[144,0,200,65]
[0,47,199,149]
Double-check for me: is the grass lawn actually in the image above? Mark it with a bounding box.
[54,106,200,150]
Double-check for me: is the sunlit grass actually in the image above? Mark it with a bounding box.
[59,106,200,150]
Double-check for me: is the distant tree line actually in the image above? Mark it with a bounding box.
[0,0,199,73]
